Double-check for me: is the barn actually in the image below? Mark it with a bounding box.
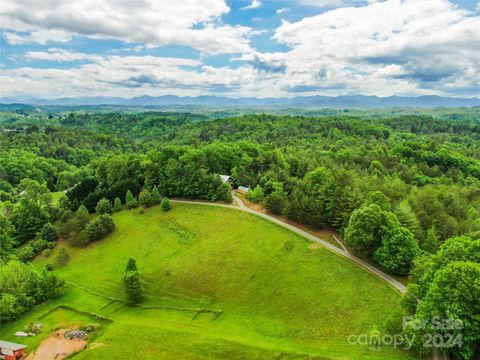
[0,340,27,360]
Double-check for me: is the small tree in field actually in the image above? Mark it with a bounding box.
[125,257,138,273]
[151,186,161,205]
[113,197,122,212]
[161,197,171,211]
[125,190,137,209]
[138,189,152,208]
[56,248,69,267]
[95,198,112,214]
[124,258,143,304]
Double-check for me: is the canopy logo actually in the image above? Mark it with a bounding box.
[347,317,464,351]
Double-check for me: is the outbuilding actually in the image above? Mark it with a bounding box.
[0,340,27,360]
[219,175,233,184]
[237,186,249,194]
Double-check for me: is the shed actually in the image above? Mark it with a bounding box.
[219,175,233,184]
[0,340,27,360]
[237,186,249,194]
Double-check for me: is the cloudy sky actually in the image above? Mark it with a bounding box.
[1,0,480,99]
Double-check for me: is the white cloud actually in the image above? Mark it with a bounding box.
[4,29,72,45]
[276,7,290,14]
[1,0,480,98]
[0,55,205,97]
[269,0,480,96]
[25,49,102,62]
[241,0,262,10]
[298,0,354,8]
[0,52,300,98]
[0,0,255,54]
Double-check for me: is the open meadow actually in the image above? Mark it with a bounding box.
[0,203,418,359]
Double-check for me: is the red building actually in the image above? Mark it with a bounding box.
[0,340,27,360]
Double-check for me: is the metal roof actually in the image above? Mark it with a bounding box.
[219,175,232,183]
[0,340,27,351]
[238,186,249,191]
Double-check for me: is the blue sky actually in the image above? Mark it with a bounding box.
[1,0,479,99]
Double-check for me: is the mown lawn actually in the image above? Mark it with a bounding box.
[1,203,419,359]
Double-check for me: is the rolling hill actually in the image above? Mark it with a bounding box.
[2,94,480,108]
[0,203,418,359]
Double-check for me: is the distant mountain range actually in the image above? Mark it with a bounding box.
[1,95,480,108]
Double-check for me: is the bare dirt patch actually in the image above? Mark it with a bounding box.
[25,329,86,360]
[308,243,322,250]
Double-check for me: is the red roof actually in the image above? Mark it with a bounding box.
[0,340,27,351]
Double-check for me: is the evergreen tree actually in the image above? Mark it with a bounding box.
[113,197,122,212]
[423,225,439,253]
[125,190,137,209]
[125,257,138,273]
[151,186,161,205]
[75,205,90,226]
[285,189,309,223]
[161,197,171,211]
[124,271,143,304]
[56,248,69,266]
[331,187,360,229]
[395,200,422,241]
[84,215,115,243]
[95,198,112,214]
[138,189,153,208]
[0,215,15,260]
[263,190,287,215]
[124,258,143,304]
[63,205,90,245]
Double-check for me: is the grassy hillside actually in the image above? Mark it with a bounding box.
[1,204,418,359]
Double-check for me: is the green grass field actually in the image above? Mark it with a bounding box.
[0,203,419,359]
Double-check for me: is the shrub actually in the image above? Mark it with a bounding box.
[85,215,115,243]
[56,248,69,266]
[37,223,58,243]
[69,231,88,247]
[95,198,112,214]
[32,238,49,252]
[161,197,171,211]
[138,207,144,215]
[247,186,264,203]
[17,246,35,262]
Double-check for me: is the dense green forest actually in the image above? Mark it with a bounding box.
[1,109,479,359]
